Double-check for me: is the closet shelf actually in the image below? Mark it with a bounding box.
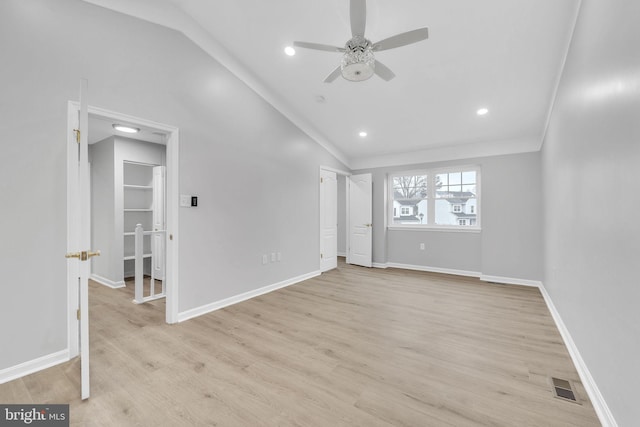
[124,184,152,190]
[123,254,152,261]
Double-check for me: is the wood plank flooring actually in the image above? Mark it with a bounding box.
[0,259,601,426]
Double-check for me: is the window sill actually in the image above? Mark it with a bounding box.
[387,226,481,233]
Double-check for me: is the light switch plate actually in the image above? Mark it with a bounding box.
[180,195,191,207]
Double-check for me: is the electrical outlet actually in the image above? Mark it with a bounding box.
[271,252,276,262]
[420,243,425,250]
[262,254,268,265]
[277,252,282,262]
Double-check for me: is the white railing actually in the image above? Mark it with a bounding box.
[133,223,166,304]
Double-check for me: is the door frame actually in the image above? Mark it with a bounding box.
[67,103,181,357]
[319,166,350,271]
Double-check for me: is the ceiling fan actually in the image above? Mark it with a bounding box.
[293,0,429,83]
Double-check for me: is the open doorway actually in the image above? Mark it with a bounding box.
[319,166,350,272]
[66,104,180,360]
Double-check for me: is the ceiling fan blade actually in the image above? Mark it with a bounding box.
[372,27,429,52]
[324,66,343,83]
[293,41,345,53]
[350,0,366,36]
[374,60,395,81]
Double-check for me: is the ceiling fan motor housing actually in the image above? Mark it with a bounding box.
[341,35,375,81]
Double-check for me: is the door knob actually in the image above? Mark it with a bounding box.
[66,250,101,261]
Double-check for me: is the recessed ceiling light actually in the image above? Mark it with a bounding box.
[359,131,368,137]
[477,108,489,116]
[112,124,140,133]
[284,46,296,56]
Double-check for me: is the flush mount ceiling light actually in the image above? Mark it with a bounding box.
[112,124,140,133]
[284,46,296,56]
[359,131,368,137]
[476,108,489,116]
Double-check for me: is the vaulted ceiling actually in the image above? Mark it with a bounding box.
[83,0,581,169]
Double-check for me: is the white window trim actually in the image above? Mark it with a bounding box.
[388,166,481,231]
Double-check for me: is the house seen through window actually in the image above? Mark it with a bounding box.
[389,168,479,229]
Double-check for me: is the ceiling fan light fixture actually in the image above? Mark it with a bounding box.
[292,0,429,83]
[341,35,375,82]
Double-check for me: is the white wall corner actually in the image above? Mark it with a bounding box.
[177,271,321,323]
[90,274,126,289]
[0,349,69,384]
[479,274,542,288]
[537,283,618,427]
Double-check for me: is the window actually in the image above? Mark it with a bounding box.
[390,174,428,225]
[389,167,480,229]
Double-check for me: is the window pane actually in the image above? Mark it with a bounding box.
[391,174,428,225]
[449,173,462,185]
[435,169,478,226]
[462,171,476,184]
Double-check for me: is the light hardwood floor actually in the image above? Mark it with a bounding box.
[1,260,601,426]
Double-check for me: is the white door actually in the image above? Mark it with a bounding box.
[348,173,372,267]
[66,79,97,400]
[152,166,166,281]
[320,170,338,272]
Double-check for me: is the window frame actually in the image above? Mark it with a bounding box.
[388,166,481,232]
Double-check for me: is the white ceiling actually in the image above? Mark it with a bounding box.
[83,0,581,169]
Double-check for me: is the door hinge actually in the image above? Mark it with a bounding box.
[320,253,323,259]
[320,177,324,183]
[73,129,80,144]
[76,309,81,320]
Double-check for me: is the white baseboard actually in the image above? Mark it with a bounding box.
[386,262,481,278]
[0,349,69,384]
[372,262,388,269]
[337,251,347,257]
[480,274,542,288]
[90,274,126,289]
[177,270,321,323]
[538,283,618,427]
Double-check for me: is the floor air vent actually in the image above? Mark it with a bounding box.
[551,377,578,403]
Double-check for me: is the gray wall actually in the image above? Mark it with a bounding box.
[355,151,543,281]
[541,0,640,424]
[0,0,345,371]
[89,137,116,283]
